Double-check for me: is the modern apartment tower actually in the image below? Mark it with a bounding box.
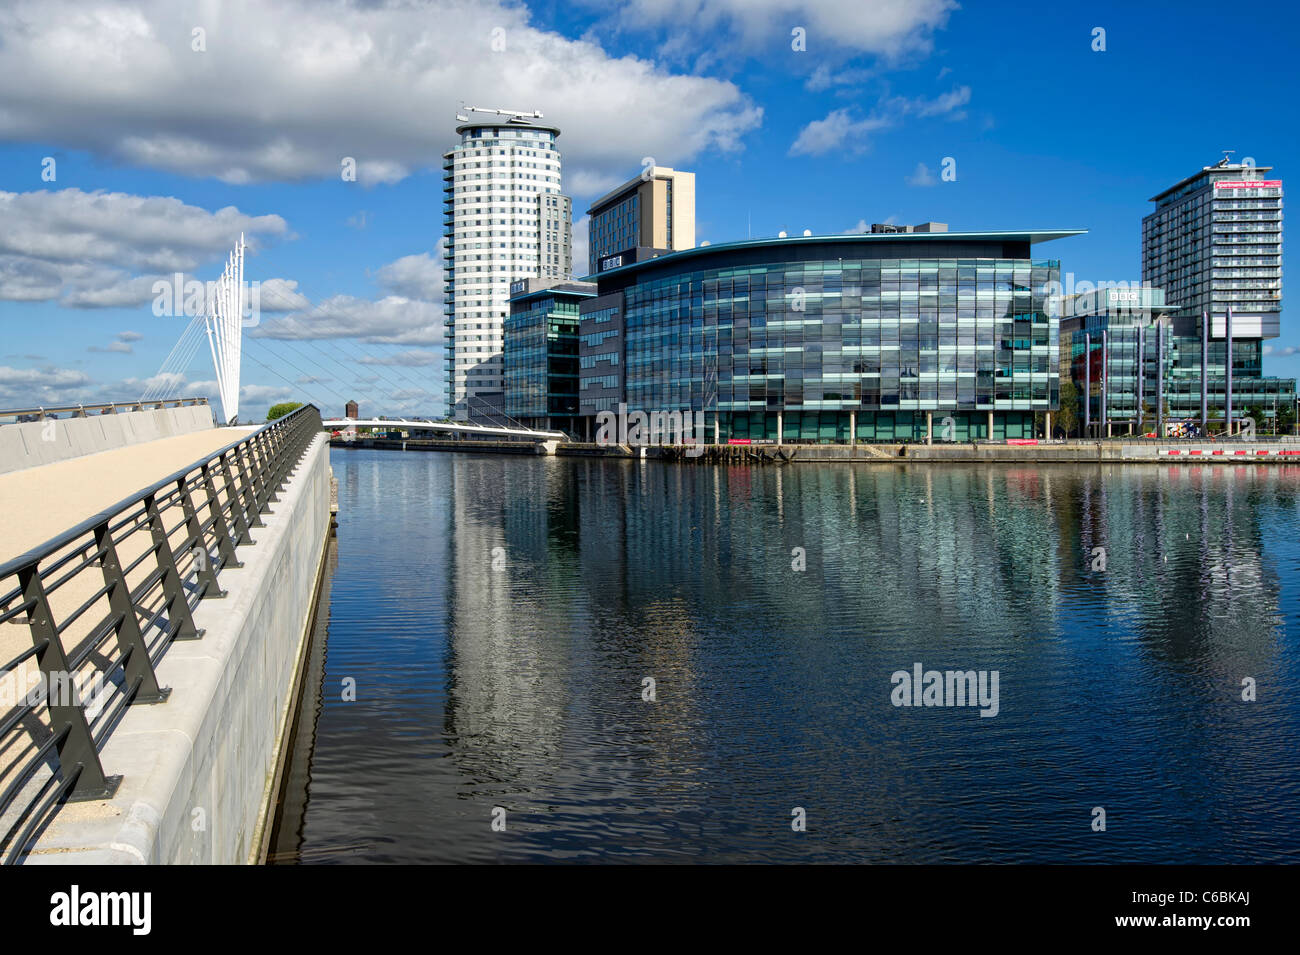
[586,166,695,276]
[443,107,574,420]
[1144,157,1282,332]
[1140,157,1291,430]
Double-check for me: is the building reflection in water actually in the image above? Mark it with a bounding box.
[280,451,1300,863]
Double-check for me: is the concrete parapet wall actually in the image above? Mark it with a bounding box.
[0,405,215,475]
[25,434,331,864]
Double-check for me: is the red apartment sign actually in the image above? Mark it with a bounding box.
[1215,180,1282,188]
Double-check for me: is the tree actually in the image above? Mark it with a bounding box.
[1056,380,1079,437]
[1277,404,1295,436]
[267,401,304,421]
[1207,406,1223,436]
[1246,405,1266,435]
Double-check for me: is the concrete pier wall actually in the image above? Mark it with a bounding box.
[25,434,332,864]
[328,436,1300,466]
[0,405,215,475]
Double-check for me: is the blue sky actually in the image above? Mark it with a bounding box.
[1,0,1295,420]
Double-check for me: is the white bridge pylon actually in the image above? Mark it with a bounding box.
[204,234,245,425]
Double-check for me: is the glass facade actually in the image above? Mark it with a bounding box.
[587,236,1066,442]
[504,284,594,431]
[589,193,639,275]
[577,294,625,422]
[1062,289,1296,434]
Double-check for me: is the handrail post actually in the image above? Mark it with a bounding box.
[94,522,171,704]
[144,493,204,641]
[17,566,121,801]
[179,474,225,599]
[202,461,242,571]
[267,427,286,498]
[236,442,265,529]
[255,431,279,506]
[220,451,254,544]
[247,432,270,512]
[273,422,294,491]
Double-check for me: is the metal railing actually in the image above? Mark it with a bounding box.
[0,397,209,426]
[0,404,322,863]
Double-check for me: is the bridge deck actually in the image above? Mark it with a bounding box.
[324,418,566,440]
[0,428,253,726]
[0,427,253,565]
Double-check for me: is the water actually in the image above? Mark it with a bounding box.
[270,451,1300,863]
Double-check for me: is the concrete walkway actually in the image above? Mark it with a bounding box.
[0,427,254,767]
[0,427,252,565]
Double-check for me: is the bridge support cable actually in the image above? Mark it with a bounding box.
[141,314,206,402]
[465,393,533,433]
[240,335,353,409]
[239,346,350,414]
[330,337,439,401]
[248,333,365,403]
[253,284,438,408]
[270,332,430,410]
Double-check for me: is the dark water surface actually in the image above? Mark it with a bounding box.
[270,451,1300,863]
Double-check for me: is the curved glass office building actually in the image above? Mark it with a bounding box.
[578,231,1081,442]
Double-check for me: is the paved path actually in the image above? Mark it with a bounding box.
[0,427,253,728]
[0,427,251,564]
[0,424,259,840]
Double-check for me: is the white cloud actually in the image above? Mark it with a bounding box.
[0,365,92,388]
[805,64,878,92]
[567,170,625,199]
[387,388,435,402]
[374,253,443,301]
[258,278,312,312]
[907,85,971,119]
[790,87,972,157]
[239,383,298,405]
[251,295,444,346]
[0,188,287,307]
[906,162,938,186]
[789,108,890,156]
[572,216,591,277]
[0,0,762,188]
[357,350,441,368]
[600,0,956,59]
[843,215,896,234]
[88,340,133,354]
[0,364,94,407]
